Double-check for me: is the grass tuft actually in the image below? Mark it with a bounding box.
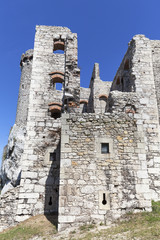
[0,226,40,240]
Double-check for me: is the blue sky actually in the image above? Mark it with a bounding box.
[0,0,160,164]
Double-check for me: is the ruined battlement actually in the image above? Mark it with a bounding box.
[1,26,160,232]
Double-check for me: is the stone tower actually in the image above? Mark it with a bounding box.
[19,26,80,218]
[16,49,33,127]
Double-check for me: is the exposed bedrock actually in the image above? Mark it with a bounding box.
[1,124,25,194]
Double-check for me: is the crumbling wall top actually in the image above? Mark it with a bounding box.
[20,49,33,67]
[36,25,72,34]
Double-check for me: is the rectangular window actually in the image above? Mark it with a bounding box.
[50,152,56,161]
[101,143,109,154]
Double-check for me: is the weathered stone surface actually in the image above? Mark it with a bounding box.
[1,124,25,189]
[1,27,160,233]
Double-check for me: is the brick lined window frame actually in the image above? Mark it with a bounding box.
[53,40,65,53]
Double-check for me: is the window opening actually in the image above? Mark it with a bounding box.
[29,56,33,61]
[50,72,64,88]
[102,193,107,205]
[53,49,64,54]
[99,95,108,101]
[124,59,129,70]
[48,102,62,119]
[48,196,52,206]
[101,143,109,154]
[53,40,65,53]
[51,111,61,119]
[80,100,88,113]
[121,77,124,92]
[23,57,27,63]
[55,82,62,90]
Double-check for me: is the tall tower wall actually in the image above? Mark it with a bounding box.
[18,26,80,219]
[151,40,160,123]
[15,49,33,127]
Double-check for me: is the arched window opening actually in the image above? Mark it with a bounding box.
[50,72,64,82]
[52,75,64,84]
[48,102,62,119]
[80,100,88,113]
[51,110,61,119]
[99,94,108,101]
[53,40,65,53]
[49,72,64,90]
[124,59,129,70]
[20,55,33,67]
[116,77,120,85]
[98,95,108,113]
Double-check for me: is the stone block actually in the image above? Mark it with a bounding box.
[136,184,150,193]
[138,154,146,160]
[68,179,75,184]
[61,135,69,144]
[19,193,39,199]
[58,215,75,223]
[154,157,160,163]
[81,185,94,194]
[148,168,160,174]
[70,207,81,215]
[39,177,48,185]
[27,199,37,204]
[34,185,45,193]
[35,202,43,209]
[137,170,148,179]
[15,215,30,222]
[22,171,38,179]
[61,158,71,167]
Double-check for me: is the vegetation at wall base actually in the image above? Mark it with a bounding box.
[0,201,160,240]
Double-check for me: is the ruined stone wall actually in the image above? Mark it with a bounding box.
[80,87,90,113]
[0,187,20,231]
[87,63,111,114]
[80,87,90,101]
[1,27,160,233]
[58,113,151,231]
[151,40,160,123]
[94,79,111,113]
[109,35,160,200]
[111,46,135,93]
[64,33,80,108]
[131,35,160,199]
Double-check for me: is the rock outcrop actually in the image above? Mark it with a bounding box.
[1,124,25,194]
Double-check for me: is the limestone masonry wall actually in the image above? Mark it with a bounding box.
[58,113,151,230]
[1,26,160,232]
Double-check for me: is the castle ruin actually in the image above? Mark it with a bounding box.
[1,25,160,231]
